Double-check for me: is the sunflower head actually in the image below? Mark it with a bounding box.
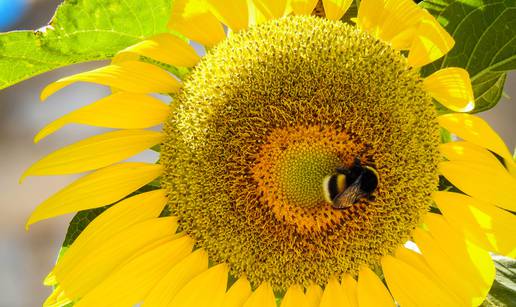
[161,15,440,289]
[23,0,516,306]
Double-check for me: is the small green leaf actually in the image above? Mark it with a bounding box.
[420,0,516,113]
[482,256,516,307]
[440,127,452,143]
[342,2,358,23]
[438,175,462,193]
[0,0,174,90]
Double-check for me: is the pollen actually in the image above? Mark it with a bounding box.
[161,15,440,290]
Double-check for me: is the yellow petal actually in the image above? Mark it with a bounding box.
[438,113,514,165]
[381,255,462,307]
[247,0,268,26]
[440,141,506,172]
[389,27,423,50]
[168,0,226,47]
[357,266,394,307]
[509,161,516,178]
[76,235,193,307]
[394,246,437,282]
[440,161,516,212]
[53,190,168,277]
[43,286,73,307]
[207,0,249,31]
[358,0,430,50]
[41,61,181,100]
[320,278,352,307]
[414,214,495,306]
[34,92,169,143]
[143,249,209,307]
[290,0,318,15]
[322,0,353,20]
[114,33,200,67]
[377,0,427,49]
[57,217,181,299]
[243,282,276,307]
[357,0,385,36]
[341,274,358,307]
[43,271,58,286]
[221,276,252,307]
[169,263,229,307]
[253,0,287,20]
[424,68,474,112]
[440,140,516,203]
[26,162,162,227]
[434,191,516,257]
[305,284,323,307]
[280,284,306,307]
[407,12,455,67]
[23,130,162,179]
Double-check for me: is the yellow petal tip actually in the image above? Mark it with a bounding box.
[25,212,39,229]
[20,166,34,183]
[463,100,475,112]
[40,83,59,101]
[34,133,44,144]
[43,271,58,286]
[40,90,50,102]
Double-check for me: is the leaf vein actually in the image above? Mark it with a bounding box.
[465,7,509,70]
[438,2,501,69]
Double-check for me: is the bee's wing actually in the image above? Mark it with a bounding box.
[332,181,363,209]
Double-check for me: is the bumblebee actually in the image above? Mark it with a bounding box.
[323,158,379,209]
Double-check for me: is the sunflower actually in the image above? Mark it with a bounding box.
[23,0,516,306]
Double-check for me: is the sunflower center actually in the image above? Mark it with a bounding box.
[257,128,341,209]
[162,15,440,291]
[276,145,333,207]
[252,126,372,234]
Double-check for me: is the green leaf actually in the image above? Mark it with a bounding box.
[439,127,452,143]
[0,0,173,90]
[420,0,516,113]
[482,256,516,307]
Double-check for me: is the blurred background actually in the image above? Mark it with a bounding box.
[0,1,514,306]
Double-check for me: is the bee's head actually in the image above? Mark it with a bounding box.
[360,166,379,193]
